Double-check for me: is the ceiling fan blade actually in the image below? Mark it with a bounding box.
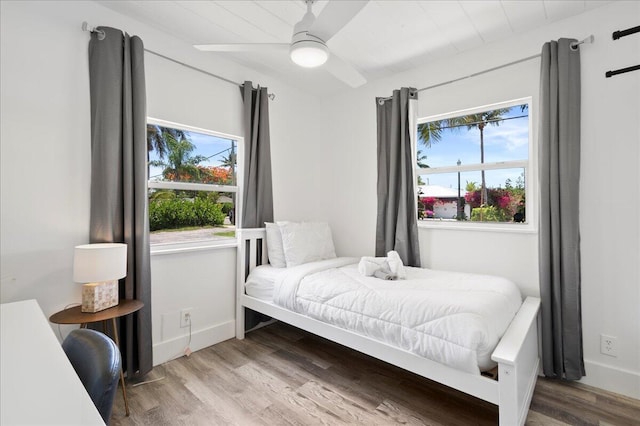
[308,0,368,42]
[194,43,289,52]
[325,53,367,88]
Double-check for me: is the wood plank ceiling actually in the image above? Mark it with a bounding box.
[96,1,609,96]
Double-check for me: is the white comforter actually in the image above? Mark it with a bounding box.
[271,258,522,374]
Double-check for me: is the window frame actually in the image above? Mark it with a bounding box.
[415,97,536,233]
[147,117,244,253]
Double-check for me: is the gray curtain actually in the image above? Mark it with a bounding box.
[240,81,274,229]
[240,81,274,330]
[89,26,152,377]
[375,87,421,266]
[538,38,584,380]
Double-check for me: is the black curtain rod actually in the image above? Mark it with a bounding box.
[612,25,640,40]
[606,64,640,78]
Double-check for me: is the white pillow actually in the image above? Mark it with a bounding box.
[265,222,287,268]
[278,222,336,267]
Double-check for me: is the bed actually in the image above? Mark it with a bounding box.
[236,227,540,425]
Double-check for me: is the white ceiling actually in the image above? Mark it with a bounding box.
[96,0,609,95]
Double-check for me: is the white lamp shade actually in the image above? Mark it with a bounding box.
[290,40,329,68]
[73,243,127,283]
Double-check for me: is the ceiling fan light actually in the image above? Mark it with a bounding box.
[290,40,329,68]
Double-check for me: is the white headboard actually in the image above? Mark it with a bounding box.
[237,228,267,281]
[236,228,268,337]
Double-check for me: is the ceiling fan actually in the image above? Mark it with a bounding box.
[194,0,368,88]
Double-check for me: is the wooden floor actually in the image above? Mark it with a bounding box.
[112,322,639,425]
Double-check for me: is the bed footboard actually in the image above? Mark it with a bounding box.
[491,296,541,426]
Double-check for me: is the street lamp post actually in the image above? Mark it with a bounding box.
[457,159,462,220]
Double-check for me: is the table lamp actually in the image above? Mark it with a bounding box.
[73,243,127,313]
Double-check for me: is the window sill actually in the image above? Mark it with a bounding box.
[417,220,537,234]
[150,239,237,256]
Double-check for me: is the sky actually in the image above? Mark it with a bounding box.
[148,129,236,181]
[417,105,528,191]
[149,107,528,191]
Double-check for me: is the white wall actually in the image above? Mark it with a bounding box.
[318,1,639,398]
[319,28,541,293]
[0,0,323,365]
[1,1,93,324]
[417,58,540,297]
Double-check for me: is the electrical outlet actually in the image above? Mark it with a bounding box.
[180,308,193,328]
[600,334,618,357]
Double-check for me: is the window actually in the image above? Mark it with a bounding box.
[416,98,531,227]
[147,118,241,247]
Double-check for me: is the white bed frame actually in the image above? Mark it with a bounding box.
[235,228,540,425]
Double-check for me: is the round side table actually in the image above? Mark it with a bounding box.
[50,299,144,416]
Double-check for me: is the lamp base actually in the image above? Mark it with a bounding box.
[81,280,119,313]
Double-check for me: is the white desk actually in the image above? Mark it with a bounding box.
[1,299,105,425]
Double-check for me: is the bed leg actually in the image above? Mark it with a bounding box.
[236,303,245,340]
[492,297,540,426]
[498,357,539,425]
[497,302,540,425]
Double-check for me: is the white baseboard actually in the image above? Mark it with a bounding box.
[153,320,235,366]
[580,359,640,399]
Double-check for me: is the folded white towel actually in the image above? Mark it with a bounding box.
[386,251,406,279]
[373,264,396,280]
[357,251,406,280]
[357,256,386,276]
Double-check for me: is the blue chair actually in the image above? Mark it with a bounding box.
[62,329,121,424]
